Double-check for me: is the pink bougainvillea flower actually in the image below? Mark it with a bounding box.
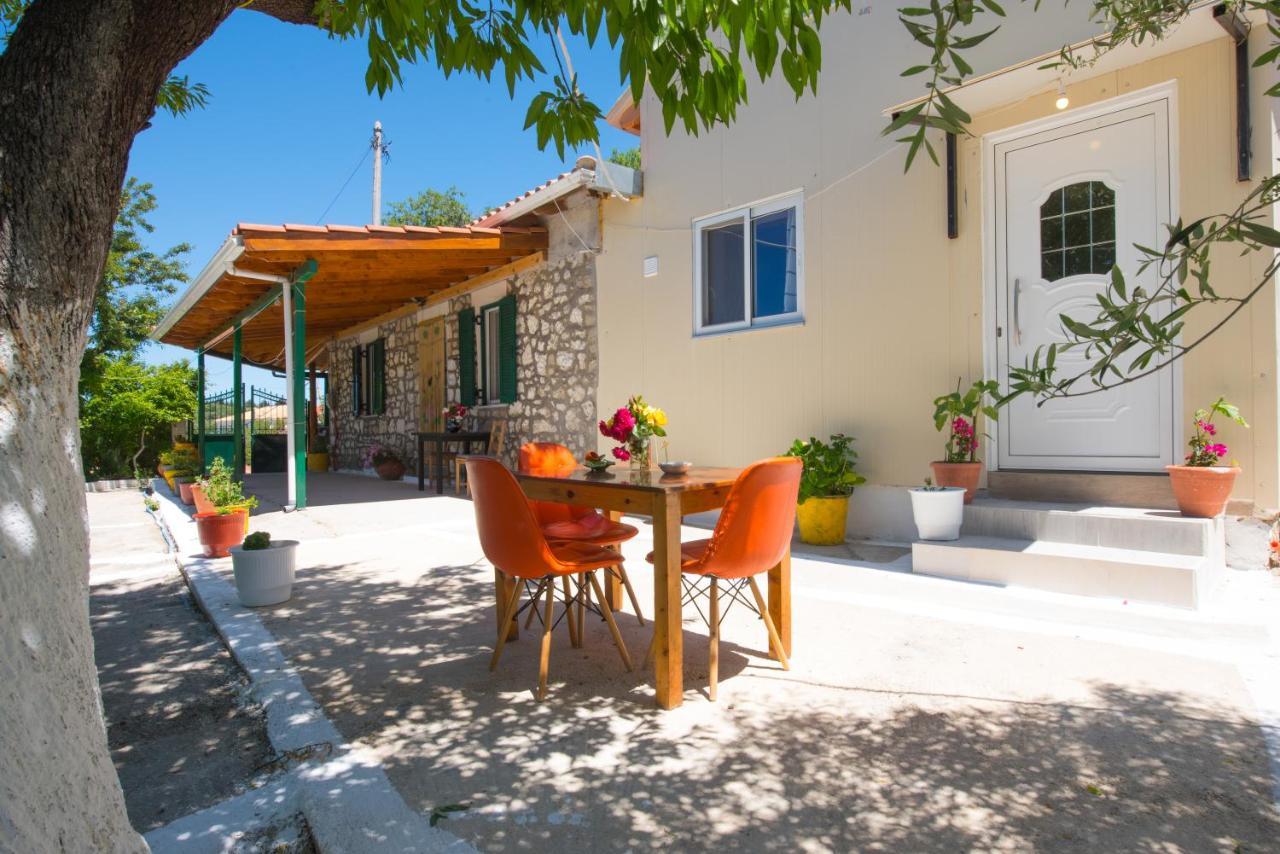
[612,446,631,461]
[1207,443,1228,459]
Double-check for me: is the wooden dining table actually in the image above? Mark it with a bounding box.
[511,465,792,710]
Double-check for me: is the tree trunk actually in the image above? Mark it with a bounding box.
[0,1,237,847]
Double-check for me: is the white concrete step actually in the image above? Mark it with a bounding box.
[911,535,1219,609]
[962,497,1221,559]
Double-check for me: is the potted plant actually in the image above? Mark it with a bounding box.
[364,444,405,480]
[443,403,469,433]
[307,433,330,472]
[190,481,215,515]
[193,457,258,557]
[785,433,867,545]
[175,475,196,505]
[173,434,195,453]
[930,378,999,504]
[1166,397,1248,518]
[157,449,175,479]
[599,395,668,470]
[229,531,298,607]
[909,478,966,540]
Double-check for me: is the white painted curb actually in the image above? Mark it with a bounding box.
[146,486,475,853]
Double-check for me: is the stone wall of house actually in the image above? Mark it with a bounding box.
[327,311,421,473]
[326,225,600,475]
[502,250,598,462]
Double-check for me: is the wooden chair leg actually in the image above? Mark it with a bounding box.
[489,579,524,671]
[617,566,646,626]
[747,576,790,670]
[536,577,556,701]
[588,571,633,671]
[643,630,657,670]
[524,584,542,629]
[454,458,464,495]
[708,577,719,701]
[562,576,580,648]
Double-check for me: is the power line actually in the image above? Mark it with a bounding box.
[314,145,373,225]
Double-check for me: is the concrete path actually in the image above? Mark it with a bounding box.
[87,490,274,833]
[167,471,1280,853]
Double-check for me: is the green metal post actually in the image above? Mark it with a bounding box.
[232,325,244,481]
[196,349,206,472]
[292,276,308,509]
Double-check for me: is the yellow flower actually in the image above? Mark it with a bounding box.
[651,409,668,427]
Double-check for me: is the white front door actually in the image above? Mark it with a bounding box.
[992,89,1178,472]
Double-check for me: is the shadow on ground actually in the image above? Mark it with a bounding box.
[245,556,1280,852]
[91,573,273,831]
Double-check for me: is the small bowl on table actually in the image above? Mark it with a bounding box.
[583,455,615,475]
[659,460,692,476]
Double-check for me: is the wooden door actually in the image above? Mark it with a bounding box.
[418,317,446,431]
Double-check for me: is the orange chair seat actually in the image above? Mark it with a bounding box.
[550,540,626,573]
[645,538,714,572]
[544,513,639,546]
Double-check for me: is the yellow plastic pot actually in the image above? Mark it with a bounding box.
[306,452,330,473]
[795,495,849,545]
[162,469,180,492]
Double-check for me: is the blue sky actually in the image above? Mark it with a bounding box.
[135,9,635,392]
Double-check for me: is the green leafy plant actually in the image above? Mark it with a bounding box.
[143,496,159,512]
[933,379,1000,463]
[199,457,258,515]
[242,531,271,551]
[785,434,867,502]
[917,477,950,492]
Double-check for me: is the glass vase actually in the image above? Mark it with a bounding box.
[628,440,651,472]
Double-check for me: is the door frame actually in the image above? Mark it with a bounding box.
[981,79,1181,473]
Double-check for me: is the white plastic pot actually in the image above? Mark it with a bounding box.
[908,487,966,541]
[229,540,298,606]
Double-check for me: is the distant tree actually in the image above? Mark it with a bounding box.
[607,146,640,169]
[383,186,473,227]
[81,178,191,397]
[79,358,197,479]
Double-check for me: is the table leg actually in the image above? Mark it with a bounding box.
[417,435,425,491]
[604,509,624,611]
[767,549,792,659]
[651,494,684,709]
[494,568,518,642]
[435,442,444,495]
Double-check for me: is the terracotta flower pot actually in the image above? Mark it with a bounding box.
[376,459,406,481]
[177,479,195,505]
[190,484,215,515]
[1166,465,1239,518]
[930,461,982,504]
[194,509,248,558]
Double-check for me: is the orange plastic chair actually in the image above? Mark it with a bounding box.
[646,457,801,700]
[465,456,633,700]
[518,442,646,628]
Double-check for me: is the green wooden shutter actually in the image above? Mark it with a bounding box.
[498,294,517,403]
[457,308,476,406]
[351,346,362,415]
[370,338,386,415]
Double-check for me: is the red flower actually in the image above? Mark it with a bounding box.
[612,447,631,461]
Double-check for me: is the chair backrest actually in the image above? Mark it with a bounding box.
[517,442,593,525]
[695,457,802,579]
[464,456,561,579]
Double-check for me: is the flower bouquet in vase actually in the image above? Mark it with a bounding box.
[443,403,469,433]
[599,396,668,471]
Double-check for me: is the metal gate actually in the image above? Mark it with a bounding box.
[200,388,237,470]
[248,387,288,474]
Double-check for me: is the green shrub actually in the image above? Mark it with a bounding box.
[243,531,271,550]
[199,457,258,514]
[784,434,867,503]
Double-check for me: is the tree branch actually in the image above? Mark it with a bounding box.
[241,0,323,27]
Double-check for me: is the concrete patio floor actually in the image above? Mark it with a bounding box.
[183,472,1279,851]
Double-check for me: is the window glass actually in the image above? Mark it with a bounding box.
[702,220,745,327]
[1039,181,1116,282]
[752,207,798,319]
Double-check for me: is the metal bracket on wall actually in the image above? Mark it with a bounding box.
[1213,3,1252,181]
[890,112,959,239]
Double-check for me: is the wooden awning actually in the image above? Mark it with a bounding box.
[154,222,548,368]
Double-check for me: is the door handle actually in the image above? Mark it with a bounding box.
[1013,277,1022,346]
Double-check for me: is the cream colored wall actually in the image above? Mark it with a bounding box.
[596,8,1280,511]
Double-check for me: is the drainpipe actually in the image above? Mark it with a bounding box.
[232,324,244,481]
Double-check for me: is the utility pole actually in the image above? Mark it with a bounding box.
[371,120,383,225]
